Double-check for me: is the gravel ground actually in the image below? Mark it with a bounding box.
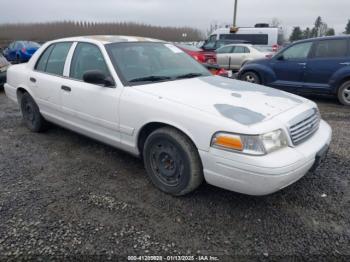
[0,89,349,261]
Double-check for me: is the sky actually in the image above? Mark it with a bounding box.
[0,0,349,36]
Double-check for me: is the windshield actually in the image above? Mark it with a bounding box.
[106,42,210,85]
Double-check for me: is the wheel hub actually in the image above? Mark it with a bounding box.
[25,103,35,122]
[149,140,183,187]
[343,87,350,102]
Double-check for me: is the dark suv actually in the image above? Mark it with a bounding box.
[238,36,350,105]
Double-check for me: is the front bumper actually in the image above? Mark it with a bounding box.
[199,120,332,196]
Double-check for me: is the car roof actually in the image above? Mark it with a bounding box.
[219,43,252,48]
[50,35,163,45]
[293,35,350,44]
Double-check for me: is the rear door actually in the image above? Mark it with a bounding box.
[30,42,73,117]
[302,38,350,93]
[216,46,234,69]
[271,41,313,92]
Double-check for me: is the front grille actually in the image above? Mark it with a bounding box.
[289,109,320,145]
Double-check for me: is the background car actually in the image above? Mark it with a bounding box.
[176,43,216,64]
[3,41,40,63]
[206,24,284,53]
[216,44,273,70]
[0,53,10,87]
[238,36,350,106]
[201,39,250,51]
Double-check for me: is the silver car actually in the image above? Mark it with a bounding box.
[216,44,273,70]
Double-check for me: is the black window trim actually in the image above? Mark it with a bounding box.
[68,41,115,88]
[34,41,73,77]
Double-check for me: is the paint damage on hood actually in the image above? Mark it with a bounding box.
[133,76,306,126]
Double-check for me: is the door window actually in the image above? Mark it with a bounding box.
[233,46,250,53]
[314,39,348,58]
[216,46,233,54]
[282,42,312,60]
[45,42,72,76]
[35,44,55,72]
[70,42,110,81]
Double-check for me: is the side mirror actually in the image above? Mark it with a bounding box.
[83,70,114,87]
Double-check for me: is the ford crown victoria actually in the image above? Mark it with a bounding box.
[4,36,332,196]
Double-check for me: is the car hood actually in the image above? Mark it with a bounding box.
[133,76,307,126]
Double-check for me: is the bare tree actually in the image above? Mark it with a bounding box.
[0,21,205,47]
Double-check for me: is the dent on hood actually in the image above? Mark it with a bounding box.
[200,76,303,104]
[214,104,266,125]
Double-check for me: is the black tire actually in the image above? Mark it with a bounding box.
[20,92,47,132]
[241,71,261,84]
[337,80,350,106]
[143,127,204,196]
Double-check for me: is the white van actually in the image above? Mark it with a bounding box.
[205,24,284,51]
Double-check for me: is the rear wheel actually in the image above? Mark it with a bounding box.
[143,127,203,196]
[338,80,350,106]
[241,71,261,84]
[20,92,47,132]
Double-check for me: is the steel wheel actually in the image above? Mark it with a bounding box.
[143,127,204,196]
[22,100,36,125]
[20,92,47,132]
[149,139,184,187]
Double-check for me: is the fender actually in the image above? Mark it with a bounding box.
[329,67,350,94]
[239,62,276,85]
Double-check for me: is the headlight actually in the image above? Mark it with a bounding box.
[211,129,288,155]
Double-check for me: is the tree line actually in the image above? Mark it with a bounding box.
[0,21,204,46]
[289,17,350,42]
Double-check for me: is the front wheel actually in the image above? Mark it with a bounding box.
[240,71,261,84]
[143,127,204,196]
[338,80,350,106]
[20,92,47,132]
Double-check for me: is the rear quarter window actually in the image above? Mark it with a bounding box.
[313,39,349,58]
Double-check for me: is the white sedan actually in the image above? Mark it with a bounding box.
[216,44,273,70]
[4,36,332,196]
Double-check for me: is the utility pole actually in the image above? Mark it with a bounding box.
[233,0,238,27]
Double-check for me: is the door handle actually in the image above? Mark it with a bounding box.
[61,85,71,92]
[30,77,36,83]
[298,63,307,66]
[340,62,350,66]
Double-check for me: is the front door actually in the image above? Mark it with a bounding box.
[271,41,313,92]
[61,42,122,143]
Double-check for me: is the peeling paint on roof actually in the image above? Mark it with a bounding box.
[58,35,163,44]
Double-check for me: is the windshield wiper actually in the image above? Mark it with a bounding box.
[175,73,204,80]
[129,75,172,83]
